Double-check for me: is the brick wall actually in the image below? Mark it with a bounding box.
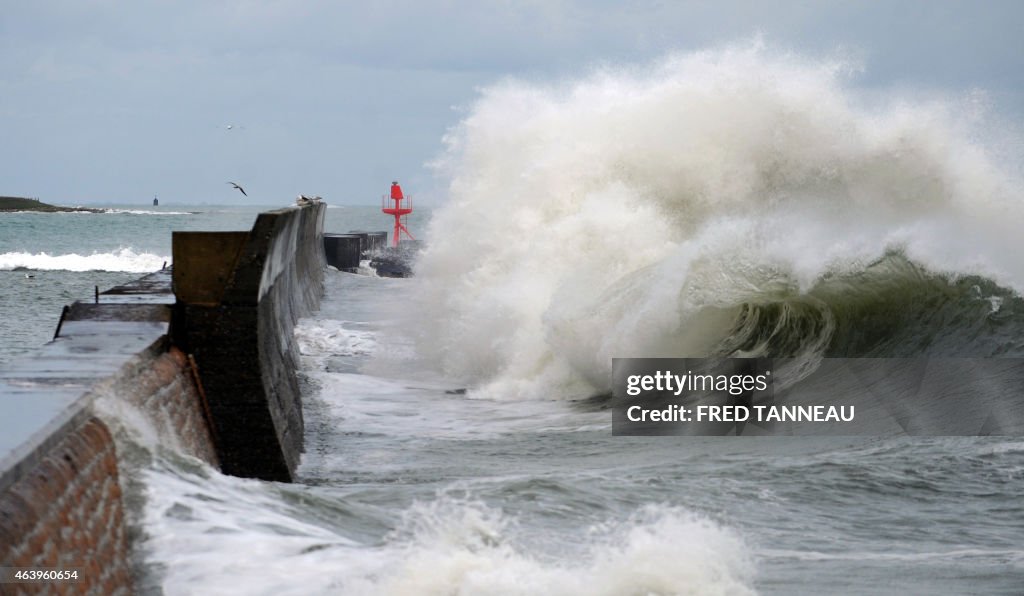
[0,417,131,595]
[110,346,218,467]
[0,345,217,596]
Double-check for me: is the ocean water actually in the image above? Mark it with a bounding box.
[0,204,393,365]
[5,43,1024,595]
[120,272,1024,595]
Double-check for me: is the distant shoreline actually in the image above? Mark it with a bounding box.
[0,196,104,213]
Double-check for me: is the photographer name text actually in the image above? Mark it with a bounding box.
[626,404,855,423]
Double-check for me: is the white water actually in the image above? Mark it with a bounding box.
[32,44,1018,594]
[128,275,758,595]
[124,271,1024,595]
[414,42,1024,401]
[0,247,169,272]
[141,467,754,596]
[102,209,195,216]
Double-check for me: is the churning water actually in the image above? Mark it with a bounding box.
[3,43,1024,594]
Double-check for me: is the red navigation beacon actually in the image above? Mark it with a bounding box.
[382,180,416,247]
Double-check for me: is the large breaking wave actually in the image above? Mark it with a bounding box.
[414,42,1024,400]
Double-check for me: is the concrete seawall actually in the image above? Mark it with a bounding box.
[0,202,325,593]
[172,204,325,481]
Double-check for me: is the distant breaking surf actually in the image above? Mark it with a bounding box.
[102,209,195,216]
[0,248,169,272]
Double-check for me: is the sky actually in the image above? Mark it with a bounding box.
[2,0,1023,206]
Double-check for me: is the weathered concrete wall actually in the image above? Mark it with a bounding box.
[172,202,326,481]
[323,233,362,272]
[324,231,388,272]
[344,231,388,255]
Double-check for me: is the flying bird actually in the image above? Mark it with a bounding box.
[227,182,247,197]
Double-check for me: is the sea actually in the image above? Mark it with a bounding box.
[3,46,1024,595]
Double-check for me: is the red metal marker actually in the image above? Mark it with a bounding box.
[382,181,415,247]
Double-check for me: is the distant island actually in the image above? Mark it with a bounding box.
[0,196,103,213]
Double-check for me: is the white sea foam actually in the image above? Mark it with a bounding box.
[372,500,755,596]
[414,41,1024,400]
[295,318,377,360]
[305,368,606,440]
[140,459,358,595]
[103,208,194,215]
[141,462,754,596]
[0,247,168,272]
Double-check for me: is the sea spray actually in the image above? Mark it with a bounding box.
[414,42,1024,401]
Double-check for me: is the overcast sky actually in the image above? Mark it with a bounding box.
[2,1,1023,206]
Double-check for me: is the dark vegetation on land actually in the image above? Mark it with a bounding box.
[0,196,102,213]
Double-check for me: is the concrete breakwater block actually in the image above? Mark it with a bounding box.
[323,234,362,272]
[346,231,388,255]
[172,203,326,482]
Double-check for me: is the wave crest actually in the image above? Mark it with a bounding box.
[414,42,1024,400]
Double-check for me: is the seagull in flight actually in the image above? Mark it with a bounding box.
[227,181,247,197]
